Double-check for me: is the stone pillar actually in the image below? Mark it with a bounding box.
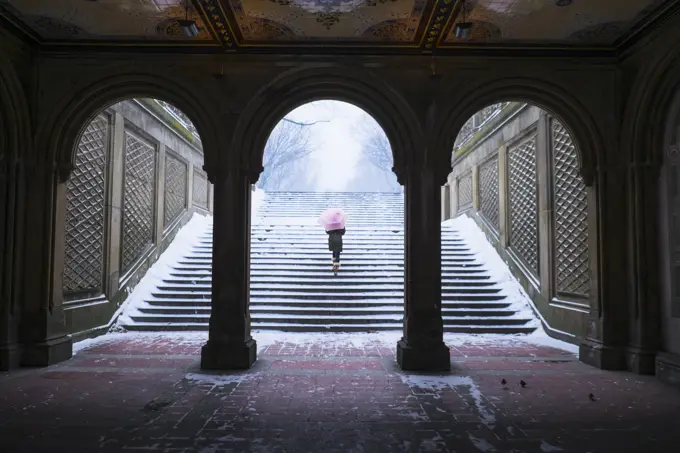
[105,112,125,295]
[397,165,450,371]
[0,155,20,370]
[536,113,553,299]
[498,145,509,248]
[19,161,72,366]
[187,162,194,211]
[579,165,628,370]
[155,144,166,244]
[201,166,257,369]
[471,165,480,211]
[625,163,661,374]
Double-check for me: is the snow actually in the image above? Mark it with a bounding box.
[443,215,541,328]
[112,213,212,328]
[251,187,266,221]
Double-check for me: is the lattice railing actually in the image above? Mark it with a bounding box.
[63,114,109,296]
[508,133,539,276]
[121,132,156,273]
[479,154,500,230]
[192,168,209,209]
[457,171,473,209]
[156,100,200,139]
[164,152,187,227]
[552,119,589,297]
[454,102,511,150]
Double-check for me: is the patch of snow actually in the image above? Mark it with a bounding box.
[540,440,564,452]
[113,214,212,327]
[251,187,266,221]
[398,374,496,427]
[467,433,497,452]
[444,215,542,329]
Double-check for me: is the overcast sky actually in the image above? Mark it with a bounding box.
[282,100,388,192]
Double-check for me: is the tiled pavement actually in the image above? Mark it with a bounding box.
[1,332,679,453]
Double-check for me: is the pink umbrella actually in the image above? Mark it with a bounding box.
[318,208,347,231]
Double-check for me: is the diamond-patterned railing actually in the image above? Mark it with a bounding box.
[63,114,109,295]
[509,134,539,276]
[479,154,500,230]
[552,119,589,297]
[192,168,208,209]
[164,152,187,227]
[121,132,156,273]
[458,171,473,209]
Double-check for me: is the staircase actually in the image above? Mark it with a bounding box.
[121,191,536,333]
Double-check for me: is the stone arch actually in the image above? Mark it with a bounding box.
[623,45,680,167]
[35,72,220,182]
[0,54,32,164]
[433,77,603,186]
[233,67,422,184]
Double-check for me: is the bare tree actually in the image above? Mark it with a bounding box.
[257,118,323,191]
[353,115,393,172]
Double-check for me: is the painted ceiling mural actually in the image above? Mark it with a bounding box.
[0,0,672,49]
[441,0,668,46]
[0,0,214,41]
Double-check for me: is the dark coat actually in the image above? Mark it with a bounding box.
[327,228,346,252]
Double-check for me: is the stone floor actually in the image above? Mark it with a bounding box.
[1,331,679,453]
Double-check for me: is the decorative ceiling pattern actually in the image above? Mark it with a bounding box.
[224,0,431,43]
[0,0,674,50]
[0,0,214,42]
[441,0,667,46]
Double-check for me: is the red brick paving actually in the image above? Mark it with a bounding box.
[0,332,679,452]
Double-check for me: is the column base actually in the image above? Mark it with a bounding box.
[0,342,21,371]
[656,352,680,387]
[201,338,257,370]
[579,339,626,370]
[397,339,451,371]
[21,335,73,367]
[625,346,657,375]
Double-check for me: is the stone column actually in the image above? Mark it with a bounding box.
[471,165,480,211]
[0,155,20,370]
[19,161,72,366]
[201,166,257,369]
[105,112,125,295]
[498,145,509,248]
[625,163,661,374]
[155,144,166,244]
[397,165,450,371]
[536,113,553,299]
[579,165,628,370]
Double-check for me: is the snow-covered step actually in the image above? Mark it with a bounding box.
[118,191,538,335]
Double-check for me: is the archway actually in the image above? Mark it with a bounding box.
[249,100,405,334]
[55,97,213,342]
[658,86,680,376]
[444,101,596,345]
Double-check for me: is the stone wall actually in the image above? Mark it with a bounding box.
[61,99,213,341]
[446,103,593,344]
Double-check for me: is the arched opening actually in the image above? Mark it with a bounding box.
[658,87,680,370]
[443,101,594,343]
[59,98,212,339]
[249,100,405,333]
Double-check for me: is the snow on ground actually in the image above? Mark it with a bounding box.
[443,214,543,327]
[73,329,577,358]
[112,213,212,327]
[251,187,266,221]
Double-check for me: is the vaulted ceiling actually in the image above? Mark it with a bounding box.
[0,0,676,53]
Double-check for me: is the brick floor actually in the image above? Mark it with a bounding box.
[1,331,679,452]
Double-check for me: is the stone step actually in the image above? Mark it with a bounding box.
[123,322,536,334]
[137,305,514,317]
[161,277,494,285]
[145,298,512,309]
[129,312,531,326]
